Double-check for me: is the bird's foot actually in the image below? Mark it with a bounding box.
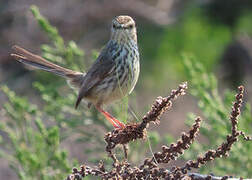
[96,107,125,129]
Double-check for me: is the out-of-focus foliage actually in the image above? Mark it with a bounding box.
[141,5,252,89]
[183,56,252,177]
[158,8,231,72]
[140,8,229,88]
[0,86,73,180]
[203,0,252,28]
[236,12,252,35]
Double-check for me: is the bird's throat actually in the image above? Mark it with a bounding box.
[111,31,137,45]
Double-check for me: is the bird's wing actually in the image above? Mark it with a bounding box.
[75,46,116,108]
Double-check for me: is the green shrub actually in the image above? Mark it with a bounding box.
[183,55,252,177]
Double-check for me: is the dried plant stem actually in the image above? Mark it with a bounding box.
[141,117,202,168]
[171,86,252,179]
[105,82,188,152]
[66,84,252,180]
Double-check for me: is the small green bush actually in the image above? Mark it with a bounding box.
[183,55,252,177]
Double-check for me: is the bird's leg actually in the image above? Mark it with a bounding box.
[95,106,125,129]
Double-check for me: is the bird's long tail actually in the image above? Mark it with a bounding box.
[11,45,85,89]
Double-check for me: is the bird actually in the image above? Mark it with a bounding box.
[11,15,140,129]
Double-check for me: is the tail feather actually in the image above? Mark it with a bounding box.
[11,45,85,89]
[11,45,77,75]
[11,53,66,77]
[75,96,82,109]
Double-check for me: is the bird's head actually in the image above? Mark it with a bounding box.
[111,15,137,44]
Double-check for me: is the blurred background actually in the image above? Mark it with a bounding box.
[1,0,252,179]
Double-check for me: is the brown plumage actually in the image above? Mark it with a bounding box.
[11,15,140,129]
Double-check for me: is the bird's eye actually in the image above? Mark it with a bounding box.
[113,24,116,28]
[129,24,133,29]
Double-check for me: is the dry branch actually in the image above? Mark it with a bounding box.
[66,84,252,180]
[105,82,187,153]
